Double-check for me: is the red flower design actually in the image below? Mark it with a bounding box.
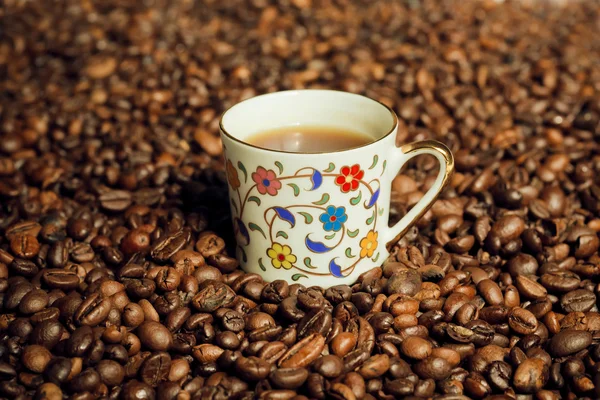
[335,164,364,193]
[252,166,282,196]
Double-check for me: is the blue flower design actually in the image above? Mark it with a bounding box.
[319,205,348,232]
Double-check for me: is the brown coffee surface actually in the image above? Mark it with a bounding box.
[245,126,372,152]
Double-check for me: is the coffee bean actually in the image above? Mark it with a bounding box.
[278,296,304,322]
[70,242,95,262]
[508,307,538,335]
[413,357,452,380]
[22,345,52,373]
[513,358,549,393]
[10,258,38,277]
[6,221,42,240]
[560,289,596,313]
[140,352,171,386]
[491,216,525,244]
[10,234,40,258]
[167,358,189,382]
[525,297,553,319]
[207,253,239,273]
[385,378,414,397]
[235,356,271,381]
[515,275,547,299]
[257,341,287,364]
[312,355,344,379]
[97,359,125,387]
[73,293,111,326]
[539,271,580,293]
[120,229,151,255]
[192,280,235,312]
[99,190,132,212]
[195,232,226,257]
[5,281,34,310]
[248,325,283,342]
[387,269,422,296]
[279,333,325,368]
[246,312,275,331]
[487,360,512,391]
[150,229,191,263]
[549,329,592,357]
[19,288,49,314]
[214,331,239,350]
[477,279,503,305]
[137,321,172,351]
[35,382,63,400]
[31,320,63,349]
[507,253,539,277]
[298,309,332,339]
[400,336,432,360]
[65,326,92,357]
[330,332,357,358]
[431,347,461,367]
[70,367,101,392]
[221,309,245,332]
[42,269,80,290]
[357,353,389,378]
[297,288,325,310]
[325,285,352,304]
[269,367,309,389]
[192,344,224,364]
[262,280,290,304]
[121,380,155,400]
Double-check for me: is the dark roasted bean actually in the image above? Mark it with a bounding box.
[508,307,538,335]
[413,357,452,380]
[150,229,191,263]
[235,356,270,381]
[269,367,309,389]
[22,345,52,373]
[312,354,344,379]
[279,334,325,368]
[400,336,432,360]
[513,358,548,393]
[560,289,596,313]
[549,329,592,357]
[298,309,332,339]
[137,321,172,351]
[139,352,171,387]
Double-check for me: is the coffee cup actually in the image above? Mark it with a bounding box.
[220,90,454,287]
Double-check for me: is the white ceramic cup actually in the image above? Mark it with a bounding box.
[220,90,454,288]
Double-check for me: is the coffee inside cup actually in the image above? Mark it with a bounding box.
[245,125,373,152]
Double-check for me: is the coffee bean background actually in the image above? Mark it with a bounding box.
[1,0,600,399]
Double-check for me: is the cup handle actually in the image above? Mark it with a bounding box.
[382,140,455,249]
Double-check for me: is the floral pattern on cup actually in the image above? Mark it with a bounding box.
[335,164,365,193]
[360,230,378,258]
[319,206,348,232]
[251,166,282,195]
[225,156,386,281]
[226,159,240,190]
[267,243,297,270]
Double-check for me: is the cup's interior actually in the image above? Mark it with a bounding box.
[220,90,397,146]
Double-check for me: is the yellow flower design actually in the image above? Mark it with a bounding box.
[360,230,378,258]
[226,159,240,190]
[267,243,297,269]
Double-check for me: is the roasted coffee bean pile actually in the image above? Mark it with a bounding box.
[1,0,600,399]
